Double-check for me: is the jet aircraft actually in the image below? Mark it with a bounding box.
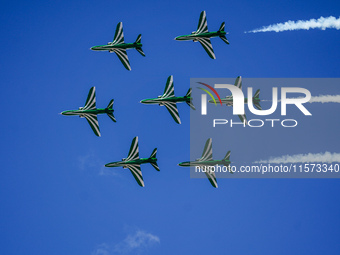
[105,136,159,187]
[61,87,116,137]
[206,76,261,125]
[90,22,145,70]
[178,138,231,188]
[140,75,195,124]
[175,10,229,59]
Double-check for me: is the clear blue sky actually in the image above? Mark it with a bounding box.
[1,0,340,254]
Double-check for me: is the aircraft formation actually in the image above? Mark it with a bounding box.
[61,11,254,188]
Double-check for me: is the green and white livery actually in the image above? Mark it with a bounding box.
[61,87,116,137]
[140,75,195,124]
[208,76,261,125]
[91,22,145,70]
[105,136,159,187]
[178,138,231,188]
[175,11,229,59]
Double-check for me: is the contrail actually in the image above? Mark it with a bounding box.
[263,95,340,103]
[246,16,340,33]
[254,152,340,164]
[308,95,340,103]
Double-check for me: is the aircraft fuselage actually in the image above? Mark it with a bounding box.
[175,30,226,41]
[90,42,142,51]
[140,96,192,105]
[61,108,113,116]
[178,160,230,167]
[209,97,260,105]
[105,157,157,168]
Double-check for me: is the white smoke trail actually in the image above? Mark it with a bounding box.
[263,95,340,103]
[308,95,340,103]
[254,152,340,164]
[246,16,340,33]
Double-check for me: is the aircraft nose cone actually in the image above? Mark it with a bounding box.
[175,36,187,41]
[61,111,73,116]
[140,99,151,104]
[178,162,188,167]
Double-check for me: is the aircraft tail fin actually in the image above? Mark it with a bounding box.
[106,99,114,109]
[149,148,159,171]
[186,101,196,110]
[219,22,225,32]
[135,34,142,43]
[150,148,157,159]
[136,47,145,56]
[220,35,229,45]
[254,102,261,110]
[135,34,145,57]
[223,151,231,161]
[107,113,116,122]
[106,99,116,122]
[185,88,196,110]
[254,89,260,99]
[185,88,192,97]
[218,22,229,44]
[150,162,160,171]
[253,89,261,110]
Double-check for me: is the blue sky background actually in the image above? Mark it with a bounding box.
[1,0,340,254]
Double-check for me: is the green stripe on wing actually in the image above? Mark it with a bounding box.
[163,102,181,124]
[126,164,144,187]
[113,49,131,71]
[84,113,101,137]
[197,38,216,59]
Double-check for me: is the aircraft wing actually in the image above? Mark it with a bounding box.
[205,169,218,188]
[83,87,96,110]
[112,22,125,45]
[112,49,131,71]
[199,138,213,161]
[234,76,242,89]
[196,11,208,34]
[197,38,216,59]
[163,102,181,124]
[161,75,175,98]
[126,136,139,161]
[126,164,144,187]
[84,113,101,137]
[238,114,248,125]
